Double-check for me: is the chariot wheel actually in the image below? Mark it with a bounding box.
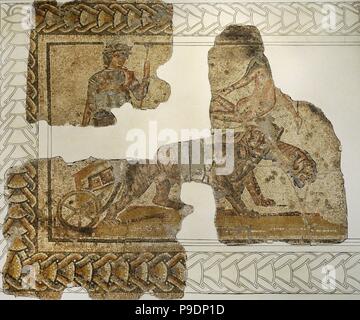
[57,191,100,231]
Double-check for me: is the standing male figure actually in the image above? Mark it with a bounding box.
[82,42,150,126]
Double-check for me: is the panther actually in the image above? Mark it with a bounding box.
[115,127,317,217]
[212,126,317,215]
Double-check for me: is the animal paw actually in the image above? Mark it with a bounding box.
[153,199,184,210]
[253,196,276,207]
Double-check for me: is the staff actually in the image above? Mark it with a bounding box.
[140,43,151,108]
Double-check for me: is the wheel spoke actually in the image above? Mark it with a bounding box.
[63,203,77,212]
[59,192,98,229]
[64,210,78,220]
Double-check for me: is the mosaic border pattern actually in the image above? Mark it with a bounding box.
[186,252,360,294]
[173,1,360,36]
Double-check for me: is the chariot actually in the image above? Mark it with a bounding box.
[57,162,124,231]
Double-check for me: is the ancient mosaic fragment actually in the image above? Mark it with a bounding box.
[208,25,347,243]
[26,0,173,126]
[2,158,187,299]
